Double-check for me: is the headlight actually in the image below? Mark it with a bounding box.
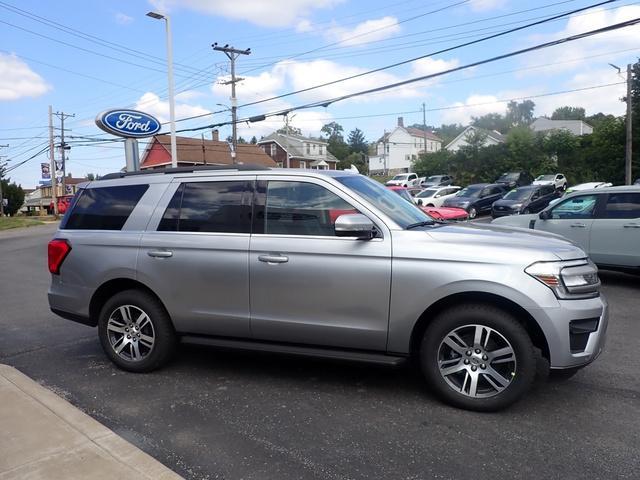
[525,260,600,299]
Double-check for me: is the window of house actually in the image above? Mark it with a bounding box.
[299,160,306,169]
[270,144,276,156]
[63,184,148,230]
[158,181,251,233]
[306,143,311,154]
[386,144,389,153]
[319,145,324,155]
[262,181,358,236]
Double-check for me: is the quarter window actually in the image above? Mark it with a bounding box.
[262,181,358,236]
[158,181,251,233]
[551,195,598,219]
[601,193,640,219]
[63,184,148,230]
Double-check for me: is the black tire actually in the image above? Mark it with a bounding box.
[420,304,536,411]
[98,289,177,373]
[426,203,435,207]
[548,366,582,382]
[468,207,477,219]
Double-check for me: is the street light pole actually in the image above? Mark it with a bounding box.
[147,11,177,168]
[611,62,633,184]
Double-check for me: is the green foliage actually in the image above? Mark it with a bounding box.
[347,128,368,154]
[551,106,586,120]
[506,100,535,127]
[250,136,258,144]
[1,179,25,216]
[433,124,465,145]
[321,122,350,161]
[338,152,369,174]
[471,113,509,133]
[276,126,302,135]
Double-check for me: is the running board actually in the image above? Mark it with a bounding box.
[180,335,407,366]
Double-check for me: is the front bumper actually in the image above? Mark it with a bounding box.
[492,208,518,218]
[529,294,608,369]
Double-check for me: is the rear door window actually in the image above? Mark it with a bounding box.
[158,181,252,233]
[63,184,148,230]
[600,193,640,219]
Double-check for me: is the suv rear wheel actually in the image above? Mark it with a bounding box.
[98,289,176,372]
[420,304,536,411]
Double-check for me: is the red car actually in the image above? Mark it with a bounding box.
[387,186,468,221]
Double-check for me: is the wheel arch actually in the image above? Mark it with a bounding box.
[408,291,550,361]
[89,278,171,326]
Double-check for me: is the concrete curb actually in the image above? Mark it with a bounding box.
[0,364,182,479]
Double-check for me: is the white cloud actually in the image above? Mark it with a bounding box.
[326,16,401,47]
[296,19,314,33]
[0,53,50,101]
[411,57,460,77]
[469,0,507,12]
[115,13,133,25]
[237,110,333,139]
[134,92,211,124]
[440,94,507,125]
[148,0,343,27]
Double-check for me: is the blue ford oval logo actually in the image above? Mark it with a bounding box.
[95,109,161,138]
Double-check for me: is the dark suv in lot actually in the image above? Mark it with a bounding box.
[442,183,508,219]
[492,184,559,218]
[47,166,607,411]
[496,171,533,189]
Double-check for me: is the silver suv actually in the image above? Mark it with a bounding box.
[48,166,607,411]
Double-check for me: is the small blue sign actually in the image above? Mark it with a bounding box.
[95,109,161,138]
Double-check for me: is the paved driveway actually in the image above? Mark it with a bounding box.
[1,224,638,479]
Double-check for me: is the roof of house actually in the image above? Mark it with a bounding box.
[140,135,276,169]
[530,118,593,135]
[258,132,338,162]
[376,126,442,143]
[445,126,506,149]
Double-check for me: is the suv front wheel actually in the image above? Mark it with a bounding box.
[98,289,177,373]
[420,304,536,411]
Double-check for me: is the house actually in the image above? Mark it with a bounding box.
[368,117,442,174]
[445,126,506,152]
[25,174,88,214]
[140,133,276,170]
[530,118,593,136]
[257,132,338,169]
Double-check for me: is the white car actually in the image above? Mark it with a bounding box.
[386,173,420,187]
[548,182,613,207]
[533,173,567,191]
[413,186,461,207]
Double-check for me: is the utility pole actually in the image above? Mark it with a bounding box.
[422,102,428,157]
[625,63,633,185]
[0,144,8,217]
[48,106,58,218]
[54,111,75,196]
[212,43,251,162]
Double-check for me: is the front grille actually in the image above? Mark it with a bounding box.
[569,318,599,353]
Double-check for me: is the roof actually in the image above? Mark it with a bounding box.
[140,135,276,169]
[258,132,338,162]
[376,126,442,143]
[530,118,593,135]
[445,126,506,150]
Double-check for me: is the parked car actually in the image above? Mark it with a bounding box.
[414,186,461,207]
[533,173,568,191]
[492,186,640,272]
[495,171,533,188]
[492,184,559,218]
[386,172,420,187]
[548,182,613,208]
[443,183,508,219]
[387,186,468,221]
[420,175,454,187]
[48,166,607,411]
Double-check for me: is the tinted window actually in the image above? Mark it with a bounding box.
[551,195,598,219]
[416,189,437,198]
[504,188,531,201]
[457,186,483,198]
[490,186,504,195]
[602,193,640,219]
[64,184,148,230]
[540,185,555,196]
[158,181,250,233]
[263,181,358,236]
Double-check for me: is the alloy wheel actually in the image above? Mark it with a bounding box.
[469,208,477,219]
[437,324,516,398]
[106,305,155,362]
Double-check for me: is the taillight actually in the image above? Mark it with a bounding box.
[48,239,71,274]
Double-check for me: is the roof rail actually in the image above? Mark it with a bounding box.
[100,164,271,180]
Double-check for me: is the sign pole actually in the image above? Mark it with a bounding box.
[124,138,140,172]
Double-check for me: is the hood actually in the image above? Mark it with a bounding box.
[443,196,473,206]
[423,206,468,220]
[425,222,587,262]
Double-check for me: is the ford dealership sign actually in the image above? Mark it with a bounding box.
[95,109,161,138]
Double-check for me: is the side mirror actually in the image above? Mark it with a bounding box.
[335,214,376,240]
[539,210,551,220]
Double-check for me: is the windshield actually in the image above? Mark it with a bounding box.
[392,174,409,180]
[498,173,519,181]
[336,176,432,228]
[425,176,441,182]
[416,188,437,198]
[503,188,532,201]
[456,186,483,198]
[536,175,556,181]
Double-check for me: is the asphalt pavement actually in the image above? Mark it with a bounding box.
[1,223,639,480]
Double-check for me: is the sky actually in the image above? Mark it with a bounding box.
[1,0,639,188]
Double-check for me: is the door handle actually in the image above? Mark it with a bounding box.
[623,223,640,228]
[147,250,173,258]
[258,254,289,264]
[570,223,586,228]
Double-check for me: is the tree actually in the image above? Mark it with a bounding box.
[434,123,465,145]
[551,106,586,120]
[471,113,509,133]
[347,128,367,153]
[1,179,25,216]
[506,100,535,128]
[250,136,257,144]
[321,122,344,142]
[338,152,369,174]
[276,126,302,135]
[321,122,350,160]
